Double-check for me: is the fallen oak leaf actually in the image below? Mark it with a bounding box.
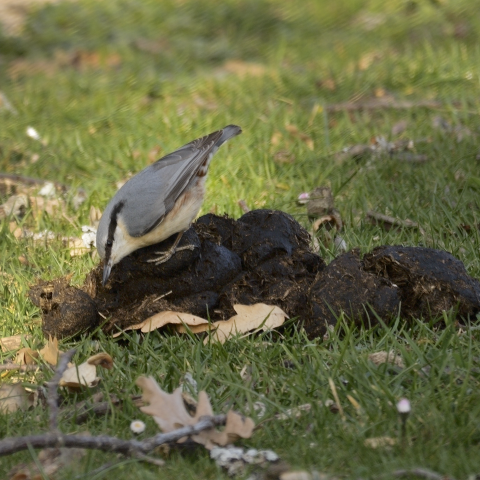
[136,377,254,450]
[113,311,210,337]
[207,409,255,447]
[29,195,65,218]
[15,348,39,365]
[39,336,62,366]
[8,444,86,479]
[206,303,288,344]
[285,124,314,150]
[368,350,405,369]
[0,334,32,353]
[59,353,113,389]
[65,236,91,257]
[0,383,34,413]
[364,436,397,448]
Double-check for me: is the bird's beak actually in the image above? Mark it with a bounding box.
[102,260,113,287]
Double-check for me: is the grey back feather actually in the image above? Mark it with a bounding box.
[97,125,241,250]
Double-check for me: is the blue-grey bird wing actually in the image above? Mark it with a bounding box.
[114,126,240,238]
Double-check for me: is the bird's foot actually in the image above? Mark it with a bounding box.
[147,244,197,265]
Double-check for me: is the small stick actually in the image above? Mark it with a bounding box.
[0,415,227,457]
[328,377,345,421]
[238,199,250,213]
[392,468,456,480]
[366,210,419,229]
[326,99,444,113]
[0,364,40,372]
[47,348,76,432]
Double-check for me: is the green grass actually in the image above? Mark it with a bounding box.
[1,0,480,478]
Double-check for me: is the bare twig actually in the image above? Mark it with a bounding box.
[328,377,345,421]
[326,98,444,113]
[392,468,456,480]
[47,348,76,432]
[238,199,250,213]
[0,415,227,457]
[0,363,41,372]
[69,394,143,424]
[134,452,165,466]
[0,173,68,190]
[366,211,422,230]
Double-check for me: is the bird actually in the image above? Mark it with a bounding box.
[96,124,242,286]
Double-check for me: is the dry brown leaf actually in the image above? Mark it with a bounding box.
[9,221,23,239]
[273,150,296,164]
[391,120,408,136]
[136,376,254,449]
[220,60,267,77]
[175,322,216,334]
[0,334,32,353]
[0,384,34,413]
[0,194,28,219]
[280,472,316,480]
[39,336,61,366]
[29,196,65,218]
[8,445,85,479]
[312,214,343,232]
[87,352,114,369]
[59,353,113,389]
[285,124,314,150]
[117,311,210,336]
[270,131,283,147]
[15,348,39,365]
[368,351,405,369]
[206,304,288,344]
[364,436,397,448]
[65,236,90,257]
[89,205,102,227]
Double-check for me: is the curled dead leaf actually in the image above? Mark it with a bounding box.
[29,195,65,218]
[364,436,397,448]
[87,352,114,369]
[312,212,343,232]
[220,60,267,78]
[0,194,28,219]
[59,353,113,389]
[8,444,86,478]
[285,124,314,150]
[15,348,39,365]
[65,236,90,257]
[368,351,405,369]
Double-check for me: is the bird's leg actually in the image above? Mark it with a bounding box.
[146,231,196,265]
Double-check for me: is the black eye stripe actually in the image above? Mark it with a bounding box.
[105,201,125,260]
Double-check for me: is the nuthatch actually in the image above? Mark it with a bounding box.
[96,125,242,286]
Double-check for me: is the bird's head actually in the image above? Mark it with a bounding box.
[96,201,136,286]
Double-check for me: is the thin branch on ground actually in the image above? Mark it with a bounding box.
[392,468,457,480]
[326,98,445,113]
[0,348,229,461]
[0,173,68,191]
[0,363,41,372]
[47,348,76,432]
[0,415,227,457]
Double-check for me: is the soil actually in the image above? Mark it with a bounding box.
[28,209,480,339]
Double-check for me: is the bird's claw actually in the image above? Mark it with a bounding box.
[147,244,197,265]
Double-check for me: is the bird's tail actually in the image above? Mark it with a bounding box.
[217,125,242,147]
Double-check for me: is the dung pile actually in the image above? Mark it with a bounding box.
[28,210,480,339]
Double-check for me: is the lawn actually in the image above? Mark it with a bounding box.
[1,0,480,478]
